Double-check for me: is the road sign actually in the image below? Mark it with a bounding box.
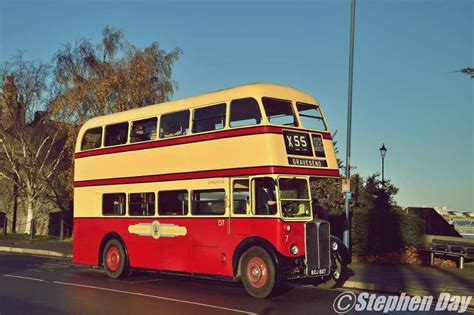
[342,179,351,193]
[345,192,352,200]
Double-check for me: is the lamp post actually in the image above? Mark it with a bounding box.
[343,0,356,250]
[379,144,387,184]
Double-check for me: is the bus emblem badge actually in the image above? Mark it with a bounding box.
[151,221,161,239]
[128,220,187,239]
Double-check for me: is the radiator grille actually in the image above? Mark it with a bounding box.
[305,221,331,276]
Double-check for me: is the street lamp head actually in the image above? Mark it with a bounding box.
[380,143,387,158]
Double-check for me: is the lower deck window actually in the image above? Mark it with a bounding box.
[158,190,188,216]
[103,193,126,216]
[129,193,155,216]
[192,189,226,215]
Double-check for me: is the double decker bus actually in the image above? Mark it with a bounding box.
[73,83,350,298]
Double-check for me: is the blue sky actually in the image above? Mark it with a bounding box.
[1,0,472,210]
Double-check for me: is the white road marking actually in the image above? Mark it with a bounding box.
[53,281,255,314]
[2,274,46,282]
[123,278,163,284]
[39,263,69,269]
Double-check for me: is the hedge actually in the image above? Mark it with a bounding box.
[350,208,425,256]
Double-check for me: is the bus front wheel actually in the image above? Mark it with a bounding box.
[314,250,348,289]
[240,246,278,298]
[103,239,129,279]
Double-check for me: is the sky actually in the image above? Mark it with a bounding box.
[0,0,472,211]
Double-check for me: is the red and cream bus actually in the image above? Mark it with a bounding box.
[73,83,350,298]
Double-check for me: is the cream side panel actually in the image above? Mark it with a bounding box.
[75,134,279,181]
[322,139,339,169]
[75,134,340,182]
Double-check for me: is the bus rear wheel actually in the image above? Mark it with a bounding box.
[103,239,129,279]
[240,246,278,298]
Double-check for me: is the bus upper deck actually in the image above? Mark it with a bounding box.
[74,83,339,185]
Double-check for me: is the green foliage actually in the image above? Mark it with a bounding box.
[351,208,370,255]
[310,177,343,216]
[398,211,425,247]
[312,171,425,256]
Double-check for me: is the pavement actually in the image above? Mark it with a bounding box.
[0,238,73,258]
[0,237,473,306]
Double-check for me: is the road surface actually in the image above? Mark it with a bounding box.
[1,253,470,314]
[0,252,354,314]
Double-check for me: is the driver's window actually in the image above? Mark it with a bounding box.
[253,177,277,215]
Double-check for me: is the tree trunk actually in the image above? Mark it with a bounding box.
[12,183,18,233]
[25,197,34,235]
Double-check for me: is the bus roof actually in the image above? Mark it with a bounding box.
[80,82,318,131]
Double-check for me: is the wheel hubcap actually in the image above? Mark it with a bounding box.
[247,257,268,288]
[106,246,120,272]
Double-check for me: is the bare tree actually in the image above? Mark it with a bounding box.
[0,54,68,234]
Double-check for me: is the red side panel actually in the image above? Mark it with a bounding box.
[73,217,306,276]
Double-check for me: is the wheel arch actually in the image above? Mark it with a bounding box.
[330,235,351,265]
[232,236,280,279]
[98,232,129,266]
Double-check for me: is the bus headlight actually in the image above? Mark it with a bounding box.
[331,240,338,251]
[290,244,299,256]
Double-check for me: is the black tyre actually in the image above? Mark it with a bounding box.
[103,239,129,279]
[240,246,279,298]
[316,250,348,289]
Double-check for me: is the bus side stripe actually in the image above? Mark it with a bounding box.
[75,126,332,159]
[74,166,339,187]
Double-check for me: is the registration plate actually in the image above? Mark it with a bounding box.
[310,268,328,276]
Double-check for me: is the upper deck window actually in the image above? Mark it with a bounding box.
[159,110,190,138]
[229,98,262,128]
[104,122,128,146]
[262,98,297,127]
[192,103,226,133]
[296,103,327,131]
[130,118,157,143]
[81,127,102,151]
